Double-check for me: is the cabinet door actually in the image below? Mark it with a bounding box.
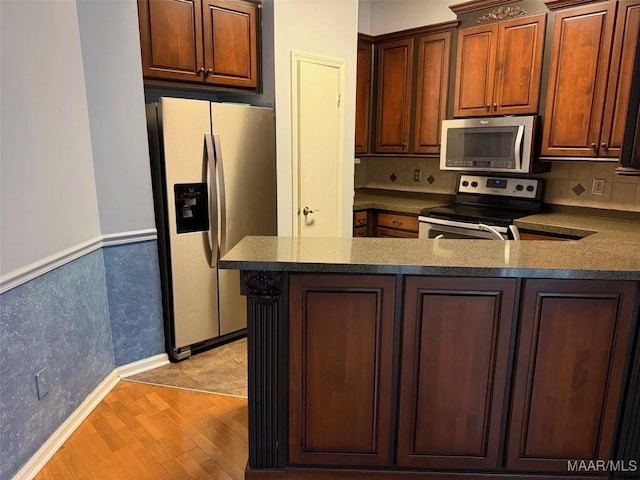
[413,32,451,155]
[202,0,258,89]
[374,39,413,153]
[376,227,418,238]
[137,0,205,83]
[355,37,373,155]
[541,2,616,157]
[600,0,640,158]
[493,14,546,116]
[397,277,516,469]
[453,23,498,117]
[289,274,395,466]
[506,280,636,472]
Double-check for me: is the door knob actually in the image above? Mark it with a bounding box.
[302,206,318,216]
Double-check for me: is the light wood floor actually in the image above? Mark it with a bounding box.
[35,380,248,480]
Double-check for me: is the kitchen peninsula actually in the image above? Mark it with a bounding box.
[220,231,640,480]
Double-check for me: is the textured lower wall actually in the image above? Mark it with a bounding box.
[103,240,164,366]
[0,250,115,480]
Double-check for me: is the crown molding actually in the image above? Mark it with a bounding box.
[543,0,604,10]
[450,0,514,15]
[374,20,460,43]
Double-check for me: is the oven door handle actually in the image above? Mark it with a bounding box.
[478,223,506,240]
[419,216,509,233]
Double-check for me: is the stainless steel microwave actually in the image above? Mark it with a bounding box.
[440,116,548,173]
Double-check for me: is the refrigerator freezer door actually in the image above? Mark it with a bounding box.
[161,97,220,348]
[211,103,276,335]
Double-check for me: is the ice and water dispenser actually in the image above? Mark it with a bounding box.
[174,183,209,234]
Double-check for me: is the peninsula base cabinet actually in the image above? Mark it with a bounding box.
[242,272,640,480]
[288,274,395,466]
[397,277,517,470]
[506,280,636,472]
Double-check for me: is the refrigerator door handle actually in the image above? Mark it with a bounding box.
[204,133,218,268]
[212,133,227,256]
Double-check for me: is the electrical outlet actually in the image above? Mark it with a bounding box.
[413,169,422,182]
[591,178,605,195]
[35,368,49,400]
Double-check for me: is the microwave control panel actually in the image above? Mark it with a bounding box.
[457,174,540,199]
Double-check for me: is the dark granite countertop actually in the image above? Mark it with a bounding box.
[353,189,452,214]
[219,192,640,280]
[220,233,640,280]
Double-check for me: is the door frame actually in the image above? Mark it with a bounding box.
[290,50,345,237]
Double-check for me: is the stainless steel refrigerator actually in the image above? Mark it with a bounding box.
[146,97,276,360]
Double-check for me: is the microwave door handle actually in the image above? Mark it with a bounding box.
[204,133,218,268]
[514,125,524,170]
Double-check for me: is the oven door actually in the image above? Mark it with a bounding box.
[418,217,509,240]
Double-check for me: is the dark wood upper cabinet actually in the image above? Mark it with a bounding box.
[454,14,546,117]
[541,1,616,157]
[600,0,640,158]
[288,274,395,467]
[397,277,516,470]
[202,0,258,89]
[506,279,636,472]
[137,0,259,90]
[618,2,640,173]
[374,39,414,154]
[372,25,454,156]
[138,0,204,83]
[413,32,452,154]
[454,23,497,117]
[355,36,373,155]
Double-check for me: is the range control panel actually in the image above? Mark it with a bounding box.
[457,174,541,199]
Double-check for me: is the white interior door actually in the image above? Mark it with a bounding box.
[291,51,344,237]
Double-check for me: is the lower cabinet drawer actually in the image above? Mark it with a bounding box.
[377,227,418,238]
[354,226,368,237]
[377,212,418,232]
[354,211,368,226]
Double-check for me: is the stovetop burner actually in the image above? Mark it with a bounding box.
[419,174,545,227]
[421,204,533,228]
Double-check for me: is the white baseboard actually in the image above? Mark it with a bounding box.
[11,370,121,480]
[11,353,168,480]
[117,353,169,378]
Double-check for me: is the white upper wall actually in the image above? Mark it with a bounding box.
[358,0,372,34]
[76,0,156,235]
[273,0,358,237]
[360,0,457,35]
[0,0,101,276]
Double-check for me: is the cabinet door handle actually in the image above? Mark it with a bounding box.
[205,68,214,76]
[197,67,205,74]
[601,142,608,150]
[493,103,498,110]
[590,143,598,150]
[485,104,491,110]
[392,220,402,226]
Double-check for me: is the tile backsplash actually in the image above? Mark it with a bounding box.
[355,158,640,212]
